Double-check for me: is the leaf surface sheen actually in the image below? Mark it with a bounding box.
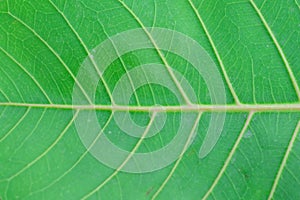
[0,0,300,199]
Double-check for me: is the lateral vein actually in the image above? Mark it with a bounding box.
[250,0,300,101]
[188,0,242,105]
[151,112,202,199]
[7,13,93,105]
[48,0,115,105]
[7,110,79,181]
[268,120,300,200]
[81,112,158,199]
[202,112,254,199]
[118,0,193,105]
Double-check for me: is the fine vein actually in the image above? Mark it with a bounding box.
[0,108,31,143]
[81,112,158,199]
[188,0,242,105]
[268,120,300,200]
[152,112,202,199]
[7,13,93,105]
[48,0,115,105]
[202,112,254,199]
[6,110,79,181]
[250,0,300,101]
[27,113,114,196]
[0,47,53,104]
[118,0,193,105]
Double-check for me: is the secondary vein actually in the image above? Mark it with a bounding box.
[202,112,254,199]
[268,120,300,200]
[188,0,242,105]
[151,112,202,199]
[117,0,193,105]
[81,112,158,200]
[250,0,300,101]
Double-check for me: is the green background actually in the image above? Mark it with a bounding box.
[0,0,300,199]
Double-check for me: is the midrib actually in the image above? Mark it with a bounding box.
[0,102,300,112]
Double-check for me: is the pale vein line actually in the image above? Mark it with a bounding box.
[250,0,300,101]
[0,67,25,102]
[0,106,8,119]
[7,12,93,105]
[5,0,9,12]
[0,47,53,104]
[202,112,254,200]
[117,0,192,105]
[0,88,10,102]
[10,109,47,157]
[28,113,113,196]
[295,0,300,9]
[188,0,241,105]
[224,172,240,199]
[286,167,300,184]
[0,102,300,112]
[81,112,158,200]
[0,107,31,142]
[268,120,300,200]
[3,180,9,200]
[152,112,202,199]
[247,46,257,104]
[152,0,157,28]
[6,110,79,181]
[99,24,141,106]
[48,0,115,105]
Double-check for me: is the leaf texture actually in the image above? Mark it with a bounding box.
[0,0,300,199]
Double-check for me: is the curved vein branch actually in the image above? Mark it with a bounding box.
[27,113,114,196]
[48,0,115,105]
[118,0,193,105]
[81,112,158,199]
[268,120,300,200]
[202,112,254,199]
[0,47,53,104]
[7,110,79,181]
[152,112,203,199]
[0,108,31,143]
[7,12,93,105]
[188,0,242,105]
[250,0,300,101]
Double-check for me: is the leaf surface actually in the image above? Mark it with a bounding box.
[0,0,300,199]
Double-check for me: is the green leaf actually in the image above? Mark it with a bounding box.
[0,0,300,199]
